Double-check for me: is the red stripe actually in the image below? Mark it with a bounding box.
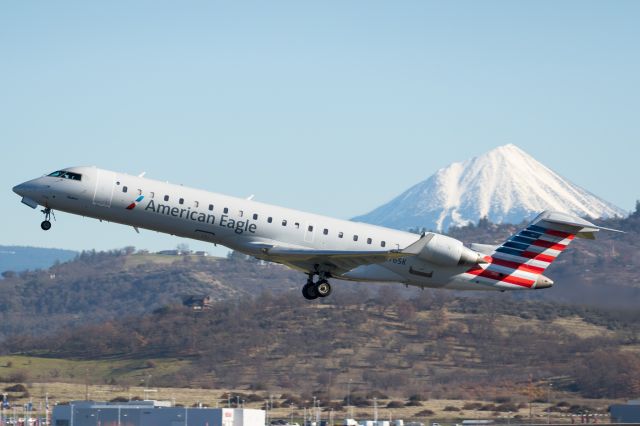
[488,257,546,274]
[545,229,575,239]
[126,203,136,210]
[466,266,535,288]
[531,240,567,251]
[520,251,556,263]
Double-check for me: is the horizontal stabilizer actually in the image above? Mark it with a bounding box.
[535,211,623,239]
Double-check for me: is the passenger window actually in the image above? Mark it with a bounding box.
[224,207,229,214]
[367,238,372,245]
[353,235,358,241]
[253,214,258,220]
[164,195,169,202]
[179,198,184,205]
[239,210,244,217]
[282,219,287,226]
[381,241,386,248]
[123,186,128,193]
[137,189,142,195]
[338,232,344,238]
[150,192,155,199]
[194,201,199,208]
[268,217,273,223]
[308,225,313,232]
[323,229,328,235]
[208,204,214,211]
[295,222,300,229]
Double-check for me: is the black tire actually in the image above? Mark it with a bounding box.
[41,220,52,231]
[302,283,319,300]
[316,280,332,297]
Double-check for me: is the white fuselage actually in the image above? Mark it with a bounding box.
[13,166,515,292]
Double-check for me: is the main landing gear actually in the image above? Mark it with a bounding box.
[40,208,54,231]
[302,271,332,300]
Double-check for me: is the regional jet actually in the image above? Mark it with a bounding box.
[13,167,616,299]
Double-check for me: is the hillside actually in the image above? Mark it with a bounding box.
[0,245,77,273]
[0,213,639,405]
[5,290,640,401]
[0,208,639,343]
[0,249,301,340]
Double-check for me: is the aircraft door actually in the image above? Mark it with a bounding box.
[92,169,115,207]
[304,223,315,243]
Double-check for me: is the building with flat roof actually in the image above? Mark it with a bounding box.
[52,400,265,426]
[610,400,640,423]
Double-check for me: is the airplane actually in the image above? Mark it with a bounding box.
[12,166,618,299]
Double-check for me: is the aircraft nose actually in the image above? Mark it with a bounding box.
[13,182,27,196]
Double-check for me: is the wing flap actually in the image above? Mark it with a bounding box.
[261,245,411,274]
[266,246,404,259]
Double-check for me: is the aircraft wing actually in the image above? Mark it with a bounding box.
[259,245,409,274]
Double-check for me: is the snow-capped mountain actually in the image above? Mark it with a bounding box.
[353,144,626,232]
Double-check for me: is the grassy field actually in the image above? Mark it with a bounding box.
[0,356,617,424]
[122,253,223,269]
[0,355,189,387]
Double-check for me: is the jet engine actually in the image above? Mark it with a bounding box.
[415,233,484,267]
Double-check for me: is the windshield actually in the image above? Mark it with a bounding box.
[48,170,82,181]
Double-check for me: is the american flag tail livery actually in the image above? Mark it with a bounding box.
[466,211,622,290]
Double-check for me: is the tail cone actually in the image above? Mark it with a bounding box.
[534,274,554,289]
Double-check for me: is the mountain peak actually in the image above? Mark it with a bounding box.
[353,145,626,232]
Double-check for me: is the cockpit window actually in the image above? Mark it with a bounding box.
[48,170,82,181]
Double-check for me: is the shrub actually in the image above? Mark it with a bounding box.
[478,404,497,411]
[462,402,483,410]
[4,384,27,393]
[443,406,461,411]
[494,403,519,412]
[386,401,405,408]
[367,390,389,399]
[414,409,435,417]
[406,401,423,407]
[324,401,344,411]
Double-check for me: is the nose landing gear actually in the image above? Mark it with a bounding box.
[40,208,54,231]
[302,271,332,300]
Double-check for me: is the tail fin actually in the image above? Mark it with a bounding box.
[469,211,618,289]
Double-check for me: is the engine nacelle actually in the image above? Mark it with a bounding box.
[417,233,483,266]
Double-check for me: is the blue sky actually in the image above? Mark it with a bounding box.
[2,1,638,254]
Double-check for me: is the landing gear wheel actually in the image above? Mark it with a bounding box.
[302,283,319,300]
[40,207,54,231]
[316,280,332,297]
